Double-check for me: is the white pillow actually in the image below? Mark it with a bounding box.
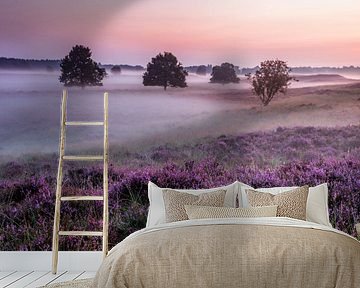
[238,182,331,227]
[146,181,238,228]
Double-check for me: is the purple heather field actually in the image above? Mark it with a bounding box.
[0,126,359,251]
[0,72,360,250]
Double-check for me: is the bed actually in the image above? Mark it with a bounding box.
[93,182,360,288]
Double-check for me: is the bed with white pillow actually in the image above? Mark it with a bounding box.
[93,181,360,288]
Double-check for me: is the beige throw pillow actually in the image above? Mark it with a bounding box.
[245,186,309,220]
[162,189,226,223]
[184,205,278,220]
[146,181,238,228]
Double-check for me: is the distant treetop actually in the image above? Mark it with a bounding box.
[196,65,207,75]
[210,62,240,84]
[143,52,188,90]
[248,59,294,106]
[59,45,106,87]
[111,65,122,74]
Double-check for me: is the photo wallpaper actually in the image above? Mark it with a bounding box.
[0,0,359,251]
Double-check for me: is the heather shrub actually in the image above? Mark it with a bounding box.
[125,126,360,168]
[0,126,359,250]
[0,162,24,180]
[235,158,360,234]
[0,177,53,250]
[1,156,359,251]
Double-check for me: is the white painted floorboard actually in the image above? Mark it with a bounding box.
[0,271,95,288]
[7,272,49,288]
[75,271,96,280]
[0,272,16,282]
[0,272,32,287]
[49,271,84,284]
[23,271,67,288]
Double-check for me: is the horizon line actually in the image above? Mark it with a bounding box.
[2,56,360,70]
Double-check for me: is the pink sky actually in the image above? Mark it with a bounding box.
[1,0,359,67]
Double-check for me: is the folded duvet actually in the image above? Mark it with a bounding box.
[93,217,360,288]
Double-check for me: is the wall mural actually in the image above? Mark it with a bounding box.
[0,0,359,251]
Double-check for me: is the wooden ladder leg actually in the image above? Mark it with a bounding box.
[52,90,67,274]
[102,92,109,258]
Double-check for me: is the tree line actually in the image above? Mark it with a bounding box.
[0,57,60,71]
[2,56,359,75]
[59,45,294,106]
[0,57,143,72]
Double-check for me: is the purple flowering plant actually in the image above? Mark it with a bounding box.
[0,126,359,250]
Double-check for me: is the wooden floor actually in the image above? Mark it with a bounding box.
[0,271,95,288]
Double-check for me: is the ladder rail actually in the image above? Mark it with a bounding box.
[52,90,67,274]
[102,92,109,258]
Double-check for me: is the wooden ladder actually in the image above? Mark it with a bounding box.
[52,90,109,274]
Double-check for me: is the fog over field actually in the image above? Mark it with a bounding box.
[0,70,359,158]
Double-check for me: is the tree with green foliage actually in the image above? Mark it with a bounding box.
[143,52,188,90]
[59,45,106,87]
[210,62,240,84]
[248,59,294,106]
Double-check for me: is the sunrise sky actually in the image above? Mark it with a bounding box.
[1,0,360,67]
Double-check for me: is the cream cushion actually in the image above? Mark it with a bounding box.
[184,205,278,219]
[246,186,309,220]
[163,189,226,223]
[146,181,238,227]
[238,182,331,227]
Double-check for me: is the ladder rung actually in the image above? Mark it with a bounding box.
[59,231,103,236]
[61,196,103,201]
[63,155,104,161]
[65,121,104,126]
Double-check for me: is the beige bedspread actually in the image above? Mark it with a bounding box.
[93,218,360,288]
